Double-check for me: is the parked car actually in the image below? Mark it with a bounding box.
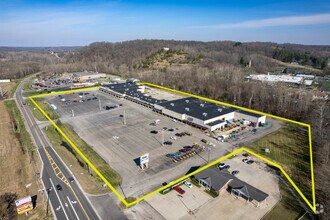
[242,159,254,164]
[174,186,185,195]
[170,136,177,140]
[179,148,191,153]
[183,146,193,149]
[56,184,62,191]
[150,130,158,134]
[180,132,186,136]
[175,133,182,137]
[184,131,192,136]
[185,181,193,188]
[201,139,207,143]
[242,153,249,157]
[163,141,173,145]
[168,128,174,132]
[217,163,230,170]
[231,170,240,176]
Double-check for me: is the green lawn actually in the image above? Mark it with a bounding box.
[246,124,312,205]
[27,97,59,121]
[4,100,34,152]
[9,81,20,98]
[43,121,121,188]
[263,181,310,220]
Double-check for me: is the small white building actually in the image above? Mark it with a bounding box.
[154,97,266,131]
[72,71,106,82]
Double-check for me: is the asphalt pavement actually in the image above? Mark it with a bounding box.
[15,78,100,220]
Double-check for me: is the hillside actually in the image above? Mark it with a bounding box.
[133,48,204,69]
[67,40,329,75]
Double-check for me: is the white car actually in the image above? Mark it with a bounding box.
[170,136,177,140]
[185,181,192,188]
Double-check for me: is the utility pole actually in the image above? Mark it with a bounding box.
[0,84,3,97]
[99,98,102,111]
[46,187,52,217]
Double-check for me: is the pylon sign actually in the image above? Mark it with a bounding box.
[15,196,33,215]
[140,153,149,169]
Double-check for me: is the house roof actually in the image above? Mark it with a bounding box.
[194,166,232,191]
[228,177,269,203]
[194,167,269,203]
[158,97,236,121]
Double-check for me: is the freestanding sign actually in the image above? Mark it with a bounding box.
[15,196,33,215]
[140,153,149,169]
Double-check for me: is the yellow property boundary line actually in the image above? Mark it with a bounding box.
[29,83,316,213]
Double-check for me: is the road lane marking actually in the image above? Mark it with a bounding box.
[49,178,69,220]
[67,196,80,220]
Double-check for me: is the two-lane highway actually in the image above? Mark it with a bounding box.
[15,77,100,220]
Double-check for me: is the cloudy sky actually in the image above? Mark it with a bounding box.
[1,0,330,46]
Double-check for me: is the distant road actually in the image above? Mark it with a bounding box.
[15,77,100,220]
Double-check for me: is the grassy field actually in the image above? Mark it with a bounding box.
[43,122,121,194]
[246,124,312,217]
[0,101,48,219]
[0,82,17,98]
[4,100,35,152]
[27,97,59,121]
[263,181,310,220]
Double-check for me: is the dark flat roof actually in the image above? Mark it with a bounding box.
[104,83,165,104]
[236,110,263,118]
[158,97,236,120]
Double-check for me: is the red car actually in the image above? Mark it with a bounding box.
[179,148,191,153]
[174,186,185,195]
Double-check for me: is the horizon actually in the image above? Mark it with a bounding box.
[1,0,330,46]
[1,38,330,48]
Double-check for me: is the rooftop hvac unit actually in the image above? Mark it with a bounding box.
[170,103,174,106]
[202,112,208,117]
[185,107,190,111]
[185,100,189,103]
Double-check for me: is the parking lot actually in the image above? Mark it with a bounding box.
[43,89,283,199]
[147,155,281,220]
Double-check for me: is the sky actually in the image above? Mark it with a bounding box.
[1,0,330,46]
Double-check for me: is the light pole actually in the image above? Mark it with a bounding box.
[124,109,126,125]
[161,129,164,146]
[207,146,211,163]
[46,187,52,217]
